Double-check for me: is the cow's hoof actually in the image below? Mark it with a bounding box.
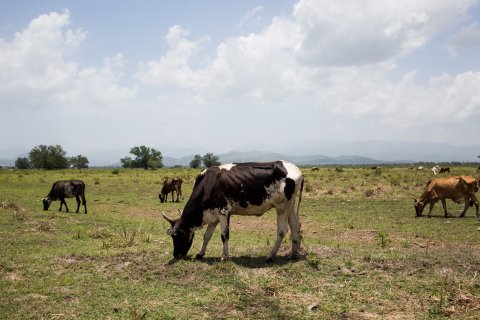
[289,254,300,261]
[195,254,204,260]
[221,256,228,262]
[266,257,274,263]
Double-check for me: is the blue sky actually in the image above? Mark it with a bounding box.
[1,0,480,161]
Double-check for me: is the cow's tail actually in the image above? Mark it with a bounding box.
[296,177,304,217]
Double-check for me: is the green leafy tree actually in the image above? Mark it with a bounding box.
[69,155,89,169]
[29,144,69,170]
[15,157,31,169]
[202,153,221,168]
[189,154,203,169]
[121,146,163,169]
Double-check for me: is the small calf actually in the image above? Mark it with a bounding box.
[43,180,87,213]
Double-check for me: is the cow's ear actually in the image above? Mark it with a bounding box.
[162,212,176,226]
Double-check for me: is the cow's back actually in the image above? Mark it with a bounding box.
[428,176,477,201]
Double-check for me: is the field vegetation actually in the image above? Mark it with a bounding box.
[1,166,479,319]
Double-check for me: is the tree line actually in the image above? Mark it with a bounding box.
[14,145,221,170]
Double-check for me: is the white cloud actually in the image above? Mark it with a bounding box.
[292,0,477,66]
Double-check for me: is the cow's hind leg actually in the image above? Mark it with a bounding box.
[196,222,218,259]
[471,194,479,219]
[287,204,301,260]
[82,193,87,214]
[75,195,81,213]
[267,208,289,262]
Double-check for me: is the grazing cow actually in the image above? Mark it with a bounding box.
[311,167,319,172]
[162,161,304,262]
[417,166,424,171]
[43,180,87,214]
[159,178,183,203]
[439,167,450,174]
[414,176,479,218]
[431,165,440,175]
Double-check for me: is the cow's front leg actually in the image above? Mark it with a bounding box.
[427,201,435,217]
[196,222,218,260]
[59,198,69,212]
[218,210,231,261]
[440,199,448,217]
[267,209,289,262]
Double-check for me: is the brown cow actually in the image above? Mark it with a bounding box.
[414,176,479,218]
[159,178,183,203]
[43,180,87,213]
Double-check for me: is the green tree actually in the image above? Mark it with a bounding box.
[121,146,163,169]
[69,155,89,169]
[15,157,31,169]
[202,153,221,168]
[189,154,203,169]
[29,144,69,170]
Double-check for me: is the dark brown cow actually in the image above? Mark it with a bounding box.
[43,180,87,213]
[439,167,450,174]
[414,176,479,218]
[159,178,183,203]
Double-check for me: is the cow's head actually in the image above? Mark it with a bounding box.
[413,198,425,217]
[42,197,52,211]
[159,193,166,203]
[162,213,194,258]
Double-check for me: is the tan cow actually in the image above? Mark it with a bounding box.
[414,176,479,218]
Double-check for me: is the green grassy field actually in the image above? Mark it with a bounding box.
[1,166,479,319]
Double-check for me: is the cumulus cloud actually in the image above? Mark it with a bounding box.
[133,0,480,128]
[0,10,135,110]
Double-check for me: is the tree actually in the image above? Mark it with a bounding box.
[29,144,69,170]
[15,157,31,169]
[69,155,89,169]
[189,154,203,169]
[121,145,163,169]
[202,153,221,168]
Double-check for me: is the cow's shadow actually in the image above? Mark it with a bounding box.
[417,214,477,219]
[204,255,303,268]
[167,255,303,268]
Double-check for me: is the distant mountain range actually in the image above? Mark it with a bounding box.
[162,150,389,167]
[1,140,479,167]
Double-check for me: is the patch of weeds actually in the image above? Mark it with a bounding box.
[94,178,100,185]
[376,232,391,249]
[365,189,375,197]
[306,252,322,270]
[120,226,138,247]
[36,221,54,233]
[88,226,112,239]
[112,169,120,175]
[1,200,25,212]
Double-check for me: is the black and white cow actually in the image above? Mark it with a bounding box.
[162,161,304,262]
[43,180,87,214]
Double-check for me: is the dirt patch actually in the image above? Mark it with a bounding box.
[4,272,23,282]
